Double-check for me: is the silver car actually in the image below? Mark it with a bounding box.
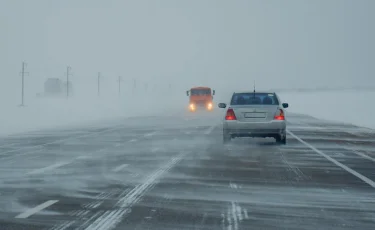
[218,91,289,144]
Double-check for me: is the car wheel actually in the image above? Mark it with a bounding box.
[275,135,286,145]
[223,132,231,144]
[281,136,286,145]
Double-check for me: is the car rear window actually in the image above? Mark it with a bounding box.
[230,93,279,105]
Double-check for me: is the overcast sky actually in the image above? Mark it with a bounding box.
[1,0,374,99]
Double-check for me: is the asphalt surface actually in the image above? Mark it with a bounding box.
[1,111,375,230]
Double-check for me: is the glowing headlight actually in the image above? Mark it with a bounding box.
[189,104,195,109]
[207,103,213,109]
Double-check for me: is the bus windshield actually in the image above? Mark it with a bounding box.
[191,89,211,95]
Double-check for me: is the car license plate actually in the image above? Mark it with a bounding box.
[244,112,266,118]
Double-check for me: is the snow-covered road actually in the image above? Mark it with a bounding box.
[1,112,375,230]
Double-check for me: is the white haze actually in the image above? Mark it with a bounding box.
[1,0,375,134]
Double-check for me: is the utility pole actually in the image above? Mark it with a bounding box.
[98,72,101,96]
[132,78,136,94]
[19,62,29,107]
[66,66,72,98]
[118,76,122,95]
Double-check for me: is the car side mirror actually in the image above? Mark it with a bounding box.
[186,90,189,96]
[282,103,289,108]
[213,90,215,95]
[218,103,226,108]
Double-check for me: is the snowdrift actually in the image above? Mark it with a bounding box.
[279,90,375,130]
[0,90,187,136]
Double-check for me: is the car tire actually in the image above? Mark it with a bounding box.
[223,132,231,144]
[281,136,286,145]
[275,135,286,145]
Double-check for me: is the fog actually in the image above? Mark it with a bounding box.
[2,2,375,228]
[1,0,375,134]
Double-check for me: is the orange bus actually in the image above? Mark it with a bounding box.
[186,86,215,111]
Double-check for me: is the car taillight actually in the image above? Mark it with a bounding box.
[274,109,285,120]
[225,108,237,120]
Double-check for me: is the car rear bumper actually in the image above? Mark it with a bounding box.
[223,120,286,137]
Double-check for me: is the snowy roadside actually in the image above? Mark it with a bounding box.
[279,90,375,130]
[0,92,187,137]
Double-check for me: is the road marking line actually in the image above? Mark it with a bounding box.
[221,213,225,230]
[0,149,47,162]
[27,162,69,175]
[0,143,16,148]
[131,173,139,178]
[229,182,238,189]
[112,164,129,172]
[86,209,126,230]
[352,150,375,163]
[151,147,160,153]
[144,131,157,137]
[287,130,375,189]
[344,147,375,163]
[244,209,249,219]
[15,200,58,218]
[236,205,243,221]
[83,151,187,230]
[204,125,216,135]
[76,155,91,160]
[227,208,232,230]
[115,143,122,147]
[129,139,137,143]
[0,125,126,156]
[231,202,239,230]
